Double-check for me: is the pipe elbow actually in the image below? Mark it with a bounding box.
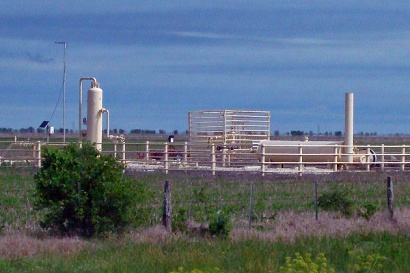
[108,134,125,142]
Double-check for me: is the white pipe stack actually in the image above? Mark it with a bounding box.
[345,93,354,164]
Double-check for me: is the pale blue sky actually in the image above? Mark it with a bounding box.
[1,1,410,134]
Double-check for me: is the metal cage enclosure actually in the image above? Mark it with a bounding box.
[188,110,270,167]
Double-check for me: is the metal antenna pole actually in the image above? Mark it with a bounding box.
[55,41,67,142]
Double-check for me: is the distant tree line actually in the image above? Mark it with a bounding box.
[0,128,13,133]
[103,129,126,135]
[36,128,74,134]
[6,127,379,137]
[129,129,183,135]
[288,130,344,137]
[285,130,345,137]
[358,132,378,137]
[1,127,77,134]
[277,130,377,137]
[0,127,37,133]
[129,129,156,134]
[0,126,186,135]
[290,130,305,136]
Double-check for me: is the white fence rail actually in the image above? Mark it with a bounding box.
[1,140,410,175]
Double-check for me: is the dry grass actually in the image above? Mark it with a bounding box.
[0,209,408,260]
[125,225,170,244]
[232,207,410,242]
[0,226,169,260]
[0,231,92,259]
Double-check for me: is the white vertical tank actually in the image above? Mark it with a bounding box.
[86,82,103,151]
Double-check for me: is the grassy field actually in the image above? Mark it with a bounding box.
[0,167,409,272]
[0,231,409,272]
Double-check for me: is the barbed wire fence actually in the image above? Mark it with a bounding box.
[133,173,410,232]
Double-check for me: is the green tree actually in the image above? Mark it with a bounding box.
[34,143,133,237]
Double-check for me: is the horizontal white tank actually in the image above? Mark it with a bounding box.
[352,149,377,164]
[256,140,344,163]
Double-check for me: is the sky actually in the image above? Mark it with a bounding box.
[1,1,410,135]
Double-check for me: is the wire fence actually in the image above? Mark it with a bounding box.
[129,172,410,231]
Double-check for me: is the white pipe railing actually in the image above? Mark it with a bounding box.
[3,140,410,175]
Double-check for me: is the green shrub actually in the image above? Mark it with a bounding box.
[172,208,190,233]
[208,211,232,238]
[279,252,335,273]
[347,250,386,272]
[34,143,133,237]
[129,182,152,227]
[358,202,377,220]
[317,188,354,217]
[170,267,222,273]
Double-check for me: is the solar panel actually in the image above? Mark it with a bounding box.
[39,120,49,128]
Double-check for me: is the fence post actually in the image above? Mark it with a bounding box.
[401,145,406,171]
[366,145,371,171]
[35,141,42,168]
[222,148,226,167]
[113,142,117,159]
[145,141,150,162]
[387,177,394,221]
[184,142,188,164]
[260,144,266,176]
[121,141,126,164]
[211,143,216,176]
[315,180,318,221]
[249,182,254,230]
[333,145,338,171]
[381,144,385,171]
[163,180,172,232]
[298,144,303,175]
[164,143,169,174]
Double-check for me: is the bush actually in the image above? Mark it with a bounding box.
[34,143,133,237]
[172,208,190,233]
[208,211,232,238]
[279,252,335,273]
[317,188,354,217]
[358,202,377,220]
[347,250,386,272]
[129,182,152,227]
[170,267,222,273]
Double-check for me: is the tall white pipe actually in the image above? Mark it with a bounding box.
[345,93,354,163]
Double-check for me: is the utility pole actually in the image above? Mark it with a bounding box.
[55,41,67,142]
